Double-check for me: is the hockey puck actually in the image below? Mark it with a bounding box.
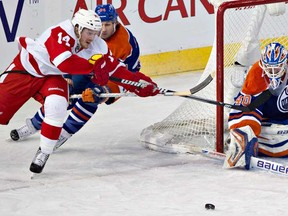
[205,203,215,210]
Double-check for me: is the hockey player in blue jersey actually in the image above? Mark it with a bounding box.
[224,42,288,169]
[10,4,156,149]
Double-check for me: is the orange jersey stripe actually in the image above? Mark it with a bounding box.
[259,148,288,157]
[72,107,90,121]
[229,119,261,136]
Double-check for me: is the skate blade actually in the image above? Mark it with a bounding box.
[5,137,15,142]
[30,172,39,179]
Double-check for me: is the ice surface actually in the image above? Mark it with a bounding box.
[0,72,287,216]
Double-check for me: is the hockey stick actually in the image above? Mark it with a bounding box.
[144,140,288,177]
[70,92,136,99]
[168,89,272,112]
[111,75,272,112]
[109,72,215,95]
[109,76,254,112]
[70,72,215,99]
[72,74,270,112]
[200,149,288,177]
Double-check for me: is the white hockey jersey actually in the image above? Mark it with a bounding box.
[17,19,108,77]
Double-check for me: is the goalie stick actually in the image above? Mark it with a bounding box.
[143,140,288,177]
[200,148,288,177]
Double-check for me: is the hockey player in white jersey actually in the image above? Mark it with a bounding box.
[0,9,159,174]
[10,4,145,149]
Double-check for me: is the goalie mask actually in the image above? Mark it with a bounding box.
[259,42,288,90]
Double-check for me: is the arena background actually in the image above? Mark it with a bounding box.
[0,0,215,76]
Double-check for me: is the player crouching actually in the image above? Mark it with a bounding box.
[224,42,288,169]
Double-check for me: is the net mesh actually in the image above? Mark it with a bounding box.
[140,1,288,153]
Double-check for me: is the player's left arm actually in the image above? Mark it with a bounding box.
[89,52,159,97]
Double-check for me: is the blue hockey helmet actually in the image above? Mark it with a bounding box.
[95,4,118,22]
[260,42,288,89]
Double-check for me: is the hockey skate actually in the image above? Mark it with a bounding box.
[53,129,72,151]
[10,118,37,141]
[30,148,50,174]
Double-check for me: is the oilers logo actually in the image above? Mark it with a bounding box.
[278,86,288,112]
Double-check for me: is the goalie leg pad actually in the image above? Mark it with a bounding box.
[258,123,288,157]
[223,125,258,170]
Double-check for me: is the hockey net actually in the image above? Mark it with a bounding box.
[140,0,288,154]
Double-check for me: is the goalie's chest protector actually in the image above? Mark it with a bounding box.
[262,85,288,119]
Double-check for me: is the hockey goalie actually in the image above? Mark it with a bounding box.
[224,42,288,170]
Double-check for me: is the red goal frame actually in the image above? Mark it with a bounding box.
[216,0,288,153]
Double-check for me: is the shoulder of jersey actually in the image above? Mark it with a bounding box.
[242,62,268,95]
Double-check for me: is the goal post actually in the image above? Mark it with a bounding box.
[216,0,288,153]
[140,0,288,154]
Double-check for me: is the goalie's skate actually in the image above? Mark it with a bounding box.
[10,118,37,141]
[30,148,50,174]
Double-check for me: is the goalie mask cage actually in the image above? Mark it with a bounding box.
[140,0,288,154]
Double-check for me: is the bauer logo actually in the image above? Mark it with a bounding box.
[277,130,288,135]
[257,160,288,174]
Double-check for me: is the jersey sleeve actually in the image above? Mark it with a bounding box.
[44,26,94,75]
[122,28,141,72]
[106,24,141,72]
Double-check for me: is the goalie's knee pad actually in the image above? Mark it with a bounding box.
[258,123,288,157]
[223,125,258,170]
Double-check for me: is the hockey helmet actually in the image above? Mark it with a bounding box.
[260,42,288,89]
[72,9,102,33]
[95,4,118,22]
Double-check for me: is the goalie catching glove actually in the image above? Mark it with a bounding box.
[223,125,258,170]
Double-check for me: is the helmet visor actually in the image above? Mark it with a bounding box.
[259,61,286,90]
[263,65,285,78]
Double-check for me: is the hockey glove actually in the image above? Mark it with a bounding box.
[82,88,95,103]
[107,63,159,97]
[89,54,110,86]
[82,84,110,104]
[223,125,258,170]
[132,72,159,97]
